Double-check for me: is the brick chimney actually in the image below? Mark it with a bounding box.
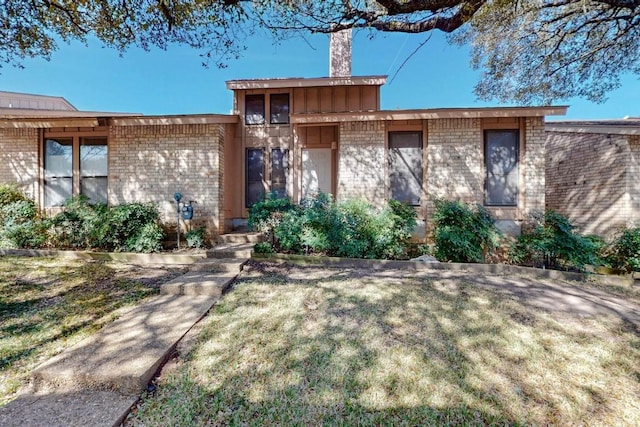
[329,29,352,77]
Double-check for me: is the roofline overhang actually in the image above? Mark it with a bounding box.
[226,75,387,90]
[111,114,238,126]
[0,108,139,118]
[290,106,568,125]
[0,113,238,128]
[546,122,640,136]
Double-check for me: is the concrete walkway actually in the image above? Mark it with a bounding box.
[0,235,258,427]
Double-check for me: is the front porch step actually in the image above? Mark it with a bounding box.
[218,232,264,244]
[189,258,248,273]
[160,272,237,297]
[207,242,255,259]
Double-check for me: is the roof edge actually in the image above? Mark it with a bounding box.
[290,106,568,124]
[226,75,388,90]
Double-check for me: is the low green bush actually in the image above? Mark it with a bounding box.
[48,196,107,249]
[185,226,207,249]
[607,227,640,273]
[124,222,164,253]
[248,193,297,233]
[510,210,602,271]
[432,199,500,263]
[105,202,162,251]
[250,193,417,260]
[0,184,28,207]
[0,188,165,253]
[2,220,50,249]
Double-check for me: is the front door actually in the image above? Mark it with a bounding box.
[302,148,333,200]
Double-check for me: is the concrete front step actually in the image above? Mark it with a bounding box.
[207,242,255,259]
[31,294,216,395]
[189,258,247,273]
[218,232,264,244]
[160,272,237,297]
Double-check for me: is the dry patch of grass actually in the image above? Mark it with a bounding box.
[0,256,183,404]
[129,262,640,426]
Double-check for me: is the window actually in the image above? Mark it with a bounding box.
[245,94,265,125]
[270,94,290,124]
[485,130,519,206]
[80,138,108,204]
[44,138,73,207]
[389,132,423,206]
[246,148,265,207]
[43,136,108,207]
[271,148,288,198]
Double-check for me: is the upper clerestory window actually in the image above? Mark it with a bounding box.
[245,94,265,125]
[270,93,290,124]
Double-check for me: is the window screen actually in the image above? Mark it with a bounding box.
[80,138,108,204]
[270,94,290,124]
[389,132,423,206]
[246,148,265,207]
[44,138,73,207]
[245,94,265,125]
[485,130,519,206]
[271,148,288,198]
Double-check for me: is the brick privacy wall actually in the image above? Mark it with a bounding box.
[109,124,224,239]
[425,118,483,219]
[0,128,39,200]
[523,117,546,218]
[337,121,386,206]
[546,131,630,237]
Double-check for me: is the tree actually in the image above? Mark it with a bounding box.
[2,1,639,104]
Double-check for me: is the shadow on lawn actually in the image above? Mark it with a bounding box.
[131,262,640,426]
[0,261,179,373]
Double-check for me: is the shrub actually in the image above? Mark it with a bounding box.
[253,241,274,254]
[0,184,28,207]
[105,202,161,251]
[185,227,207,249]
[49,196,107,249]
[254,193,417,260]
[2,220,50,249]
[510,210,601,271]
[432,199,500,263]
[248,193,297,233]
[1,199,38,224]
[124,222,164,253]
[607,227,640,273]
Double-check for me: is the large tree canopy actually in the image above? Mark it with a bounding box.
[2,1,639,104]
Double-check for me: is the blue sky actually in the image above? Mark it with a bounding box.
[1,30,638,120]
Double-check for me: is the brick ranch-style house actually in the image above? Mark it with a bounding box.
[0,34,566,242]
[546,119,640,238]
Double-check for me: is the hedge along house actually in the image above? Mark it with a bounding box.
[0,32,566,242]
[546,119,640,237]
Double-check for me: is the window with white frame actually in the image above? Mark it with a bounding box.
[43,137,108,207]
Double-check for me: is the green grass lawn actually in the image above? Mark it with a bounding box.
[129,262,640,426]
[0,256,183,404]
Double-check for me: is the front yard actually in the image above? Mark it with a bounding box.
[128,262,640,426]
[0,256,184,404]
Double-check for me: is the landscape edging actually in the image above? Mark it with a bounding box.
[252,253,635,288]
[0,248,206,265]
